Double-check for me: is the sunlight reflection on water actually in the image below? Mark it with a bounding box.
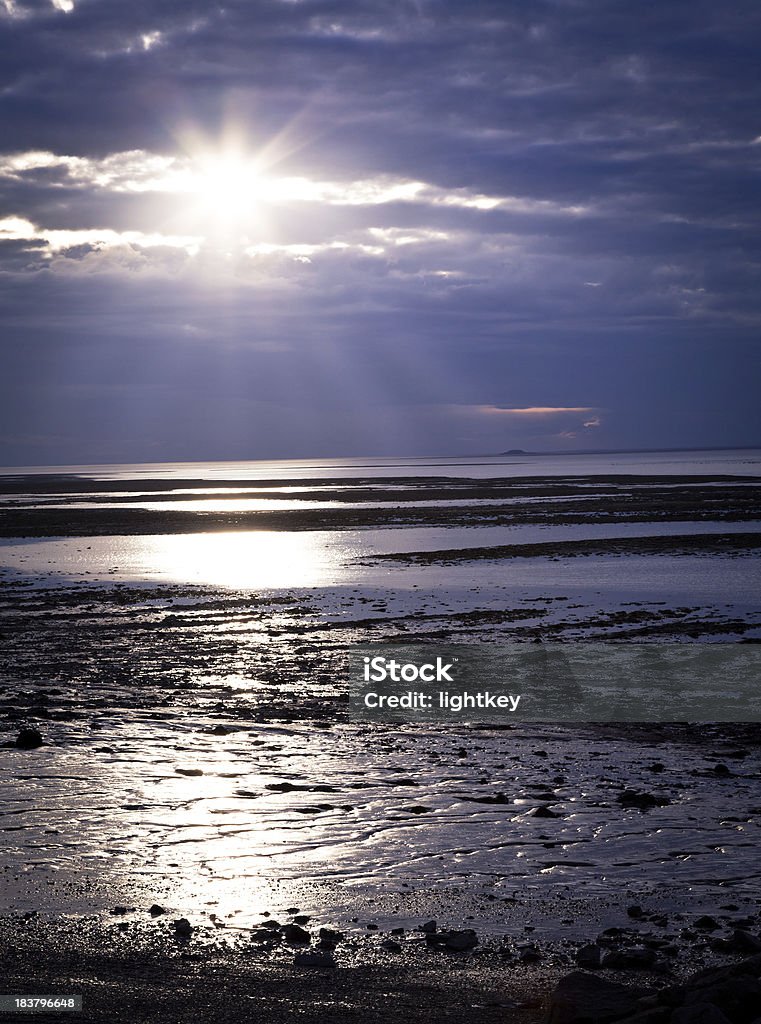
[135,531,355,588]
[0,531,361,589]
[1,522,761,593]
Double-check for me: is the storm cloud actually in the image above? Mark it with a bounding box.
[1,0,759,463]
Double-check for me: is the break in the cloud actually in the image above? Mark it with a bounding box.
[0,0,759,463]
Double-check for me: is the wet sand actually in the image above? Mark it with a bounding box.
[1,469,760,1020]
[2,472,760,537]
[0,915,551,1024]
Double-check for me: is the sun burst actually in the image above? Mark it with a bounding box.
[190,151,264,230]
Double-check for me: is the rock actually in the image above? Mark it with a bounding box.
[694,916,721,931]
[601,946,657,969]
[149,904,165,917]
[683,975,761,1022]
[712,764,732,777]
[281,923,311,943]
[519,945,541,963]
[622,1013,672,1024]
[576,944,603,969]
[672,1007,731,1024]
[684,952,761,988]
[547,972,653,1024]
[15,728,43,750]
[617,790,671,810]
[533,805,562,818]
[294,951,336,969]
[318,927,343,944]
[444,929,479,951]
[173,918,193,939]
[711,930,761,954]
[420,920,437,933]
[380,939,402,952]
[425,928,478,951]
[627,905,644,919]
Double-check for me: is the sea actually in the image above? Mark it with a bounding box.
[0,448,760,938]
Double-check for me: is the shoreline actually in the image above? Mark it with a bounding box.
[1,466,760,1020]
[1,473,760,539]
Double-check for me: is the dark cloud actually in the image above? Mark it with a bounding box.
[0,0,759,463]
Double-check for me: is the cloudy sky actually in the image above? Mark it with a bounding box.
[1,0,759,465]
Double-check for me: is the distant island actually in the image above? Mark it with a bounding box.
[498,444,759,457]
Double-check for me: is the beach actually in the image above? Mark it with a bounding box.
[1,452,760,1021]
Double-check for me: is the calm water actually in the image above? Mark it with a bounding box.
[1,449,760,934]
[2,447,761,481]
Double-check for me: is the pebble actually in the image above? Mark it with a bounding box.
[15,728,43,750]
[281,923,310,943]
[173,918,193,939]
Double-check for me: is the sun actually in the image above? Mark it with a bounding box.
[189,150,265,234]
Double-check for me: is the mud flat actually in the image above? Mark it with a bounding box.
[359,532,761,563]
[1,468,760,1020]
[1,472,760,537]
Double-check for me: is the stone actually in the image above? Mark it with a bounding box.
[15,728,43,750]
[547,972,653,1024]
[380,939,402,952]
[683,976,761,1022]
[444,929,479,951]
[576,944,602,969]
[601,947,657,969]
[694,916,721,931]
[149,904,165,917]
[173,918,193,939]
[672,1006,731,1024]
[711,930,761,954]
[617,790,671,810]
[281,923,310,943]
[618,1012,671,1024]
